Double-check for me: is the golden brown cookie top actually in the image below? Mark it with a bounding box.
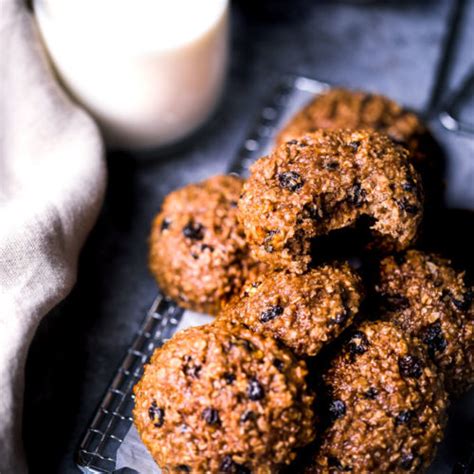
[219,262,363,357]
[276,88,430,165]
[149,175,255,315]
[239,129,423,273]
[375,250,474,395]
[133,323,316,473]
[306,320,448,473]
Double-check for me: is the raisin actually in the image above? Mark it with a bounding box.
[183,356,201,379]
[348,141,361,151]
[273,358,284,372]
[248,378,265,401]
[395,410,415,426]
[148,401,157,421]
[421,321,447,358]
[347,182,366,208]
[398,355,423,379]
[441,290,473,311]
[382,293,410,312]
[325,161,340,170]
[238,338,255,353]
[448,289,473,311]
[404,204,419,215]
[393,252,406,266]
[149,402,165,428]
[328,456,342,470]
[278,171,304,192]
[182,221,204,240]
[200,244,214,252]
[228,337,255,353]
[223,372,236,384]
[287,139,298,145]
[220,456,250,473]
[229,200,238,208]
[221,456,233,471]
[348,331,369,359]
[402,181,416,192]
[240,410,255,423]
[160,218,171,232]
[397,198,419,215]
[330,287,351,326]
[202,407,220,425]
[329,399,346,421]
[260,305,284,323]
[176,465,190,472]
[364,387,378,399]
[402,173,418,194]
[400,452,415,470]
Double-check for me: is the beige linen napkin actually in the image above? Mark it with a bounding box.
[0,0,106,472]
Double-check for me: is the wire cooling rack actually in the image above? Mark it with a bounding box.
[76,71,474,474]
[77,295,184,473]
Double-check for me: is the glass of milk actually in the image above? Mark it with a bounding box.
[34,0,229,149]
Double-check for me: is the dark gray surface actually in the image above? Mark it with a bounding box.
[23,1,474,473]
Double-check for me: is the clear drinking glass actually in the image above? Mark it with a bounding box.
[34,0,229,150]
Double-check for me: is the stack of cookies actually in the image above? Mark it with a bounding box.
[133,88,473,473]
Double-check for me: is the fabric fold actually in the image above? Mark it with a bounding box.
[0,0,106,471]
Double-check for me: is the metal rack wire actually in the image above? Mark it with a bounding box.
[77,295,183,473]
[228,74,329,176]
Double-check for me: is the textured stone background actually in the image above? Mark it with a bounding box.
[23,1,473,472]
